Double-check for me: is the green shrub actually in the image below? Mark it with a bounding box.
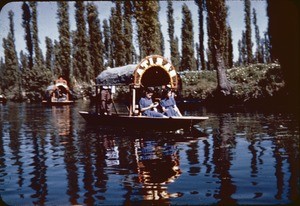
[228,63,284,101]
[179,63,285,102]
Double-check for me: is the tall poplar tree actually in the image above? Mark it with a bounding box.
[2,11,19,93]
[238,31,247,66]
[167,0,180,69]
[227,26,234,68]
[173,37,180,70]
[53,40,61,77]
[134,1,162,58]
[109,9,116,67]
[241,31,247,65]
[87,2,104,77]
[180,4,196,71]
[21,2,34,96]
[45,37,54,74]
[74,1,91,82]
[102,19,111,67]
[206,14,214,70]
[20,50,28,86]
[195,0,206,70]
[253,8,263,63]
[111,2,126,67]
[160,28,165,57]
[238,40,243,66]
[206,8,217,71]
[267,0,300,110]
[30,2,43,64]
[71,31,77,77]
[123,1,135,64]
[244,0,253,64]
[263,32,271,63]
[22,2,33,70]
[57,2,71,85]
[0,58,5,91]
[29,2,50,99]
[206,0,231,95]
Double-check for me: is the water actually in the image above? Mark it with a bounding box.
[0,101,299,205]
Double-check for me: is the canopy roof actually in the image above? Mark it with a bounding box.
[96,64,137,86]
[46,77,70,91]
[96,55,179,88]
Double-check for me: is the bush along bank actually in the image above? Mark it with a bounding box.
[3,63,285,107]
[179,63,286,107]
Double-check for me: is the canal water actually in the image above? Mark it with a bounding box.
[0,101,299,205]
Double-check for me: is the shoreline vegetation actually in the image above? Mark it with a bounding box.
[1,2,298,113]
[180,62,285,106]
[2,62,290,109]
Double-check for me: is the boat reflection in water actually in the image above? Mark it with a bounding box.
[0,102,298,205]
[51,105,71,136]
[134,138,182,201]
[103,137,120,167]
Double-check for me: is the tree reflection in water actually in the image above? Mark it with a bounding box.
[212,114,237,205]
[0,102,299,205]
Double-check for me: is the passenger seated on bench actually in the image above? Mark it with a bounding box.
[139,87,167,118]
[160,88,182,117]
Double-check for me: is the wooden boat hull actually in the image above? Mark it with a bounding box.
[0,99,7,104]
[79,111,208,130]
[0,95,7,104]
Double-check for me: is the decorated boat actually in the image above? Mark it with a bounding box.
[0,94,7,104]
[42,77,74,105]
[79,55,208,130]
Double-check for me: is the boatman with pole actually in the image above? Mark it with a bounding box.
[100,85,116,115]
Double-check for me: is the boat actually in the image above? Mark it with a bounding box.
[80,111,208,130]
[0,94,7,104]
[42,77,74,105]
[79,55,208,130]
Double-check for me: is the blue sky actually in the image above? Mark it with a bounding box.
[0,1,268,64]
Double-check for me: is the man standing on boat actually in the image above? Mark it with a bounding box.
[101,85,115,115]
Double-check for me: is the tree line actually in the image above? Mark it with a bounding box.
[0,0,275,101]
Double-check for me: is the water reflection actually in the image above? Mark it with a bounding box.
[0,102,298,205]
[135,138,181,201]
[51,105,71,136]
[212,114,237,205]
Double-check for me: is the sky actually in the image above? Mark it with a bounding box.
[0,0,268,64]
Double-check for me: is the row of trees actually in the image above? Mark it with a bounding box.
[1,0,271,100]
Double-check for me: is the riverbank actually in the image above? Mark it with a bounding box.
[179,63,285,104]
[2,63,287,108]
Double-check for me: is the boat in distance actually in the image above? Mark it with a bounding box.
[42,77,74,105]
[80,55,209,130]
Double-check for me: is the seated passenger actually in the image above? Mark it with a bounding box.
[139,87,166,118]
[160,88,182,117]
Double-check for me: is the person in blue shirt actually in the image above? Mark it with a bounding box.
[139,87,166,118]
[160,88,182,117]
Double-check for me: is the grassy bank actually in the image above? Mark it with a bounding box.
[3,63,285,106]
[179,63,285,105]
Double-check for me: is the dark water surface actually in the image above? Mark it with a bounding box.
[0,101,299,205]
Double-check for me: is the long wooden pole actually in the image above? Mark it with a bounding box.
[132,87,136,116]
[95,85,98,114]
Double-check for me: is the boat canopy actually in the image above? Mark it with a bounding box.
[46,85,56,91]
[96,55,179,89]
[96,64,137,86]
